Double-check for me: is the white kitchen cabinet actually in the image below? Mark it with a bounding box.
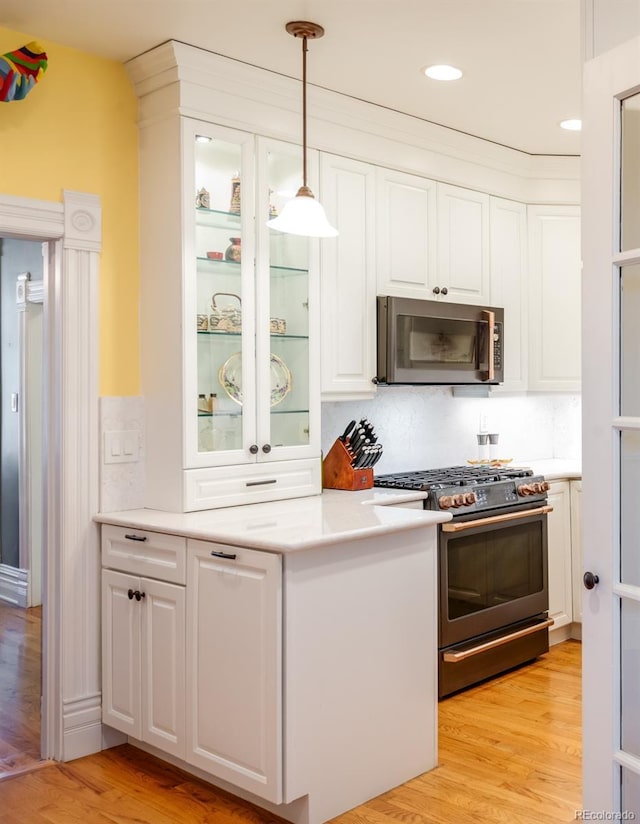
[101,568,186,759]
[186,540,282,803]
[570,479,583,626]
[489,197,528,391]
[319,154,377,400]
[138,117,321,512]
[376,167,438,300]
[527,205,581,391]
[436,183,491,304]
[546,480,573,632]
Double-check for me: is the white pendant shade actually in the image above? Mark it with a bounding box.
[267,191,338,237]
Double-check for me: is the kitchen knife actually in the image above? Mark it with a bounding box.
[370,445,383,467]
[350,427,367,454]
[339,419,356,443]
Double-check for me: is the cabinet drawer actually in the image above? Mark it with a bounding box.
[183,458,321,511]
[102,525,186,584]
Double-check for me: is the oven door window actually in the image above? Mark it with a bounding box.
[396,314,486,373]
[446,521,544,620]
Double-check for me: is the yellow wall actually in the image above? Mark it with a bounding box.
[0,27,140,396]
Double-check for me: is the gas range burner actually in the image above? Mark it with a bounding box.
[373,464,534,491]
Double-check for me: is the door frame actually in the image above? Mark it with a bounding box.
[0,190,101,761]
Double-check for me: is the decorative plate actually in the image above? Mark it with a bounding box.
[219,352,292,407]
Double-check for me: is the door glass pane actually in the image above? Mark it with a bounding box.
[621,91,640,251]
[621,431,640,587]
[621,599,640,758]
[621,264,640,416]
[621,766,640,817]
[194,134,244,455]
[266,147,310,448]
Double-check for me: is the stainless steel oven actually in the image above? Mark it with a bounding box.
[438,504,552,698]
[374,465,552,698]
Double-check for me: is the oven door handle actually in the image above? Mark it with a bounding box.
[443,617,555,663]
[482,309,495,382]
[441,504,553,532]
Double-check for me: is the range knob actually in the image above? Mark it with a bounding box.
[531,481,550,494]
[463,492,478,505]
[438,495,454,509]
[438,492,477,509]
[517,484,533,496]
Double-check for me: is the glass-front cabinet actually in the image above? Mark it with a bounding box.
[141,118,321,512]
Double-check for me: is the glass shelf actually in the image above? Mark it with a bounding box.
[195,258,307,277]
[197,330,309,340]
[196,256,240,268]
[198,408,309,418]
[195,207,242,229]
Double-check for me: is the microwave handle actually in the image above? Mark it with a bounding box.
[482,309,495,382]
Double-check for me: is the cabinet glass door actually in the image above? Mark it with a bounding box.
[189,124,255,465]
[256,140,318,458]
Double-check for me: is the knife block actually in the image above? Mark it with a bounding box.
[322,438,374,491]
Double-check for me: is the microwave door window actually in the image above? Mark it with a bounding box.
[396,315,477,371]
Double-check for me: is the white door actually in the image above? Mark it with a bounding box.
[582,35,640,813]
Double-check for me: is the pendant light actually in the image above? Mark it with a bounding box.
[267,21,338,238]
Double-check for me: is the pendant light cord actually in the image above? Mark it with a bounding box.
[302,34,308,190]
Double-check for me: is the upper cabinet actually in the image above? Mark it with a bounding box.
[376,168,437,300]
[320,154,377,400]
[489,197,528,392]
[376,174,490,305]
[436,183,491,304]
[139,118,321,511]
[527,205,581,392]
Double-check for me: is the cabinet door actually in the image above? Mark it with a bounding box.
[437,183,490,304]
[489,197,528,391]
[140,577,186,758]
[376,168,437,300]
[527,205,581,391]
[185,120,257,469]
[102,569,141,738]
[186,540,282,803]
[320,153,377,399]
[546,481,573,629]
[256,138,320,461]
[570,480,583,625]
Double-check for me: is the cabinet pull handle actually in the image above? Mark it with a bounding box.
[246,479,277,487]
[210,550,237,560]
[134,590,145,601]
[124,533,147,542]
[127,589,135,600]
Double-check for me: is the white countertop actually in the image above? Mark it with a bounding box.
[95,488,450,553]
[521,459,582,480]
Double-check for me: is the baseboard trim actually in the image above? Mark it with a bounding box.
[62,693,104,761]
[0,564,28,608]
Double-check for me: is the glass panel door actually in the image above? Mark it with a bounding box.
[256,139,316,458]
[189,123,255,466]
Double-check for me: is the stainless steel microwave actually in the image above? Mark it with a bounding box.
[376,296,504,385]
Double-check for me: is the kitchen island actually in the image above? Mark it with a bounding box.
[95,490,450,824]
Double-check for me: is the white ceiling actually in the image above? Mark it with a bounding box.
[1,0,582,155]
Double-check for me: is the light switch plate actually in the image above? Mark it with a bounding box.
[104,430,140,464]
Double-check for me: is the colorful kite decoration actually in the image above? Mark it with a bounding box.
[0,41,48,102]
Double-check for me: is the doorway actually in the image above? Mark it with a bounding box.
[0,238,45,776]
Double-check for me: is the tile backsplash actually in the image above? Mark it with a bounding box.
[321,389,581,474]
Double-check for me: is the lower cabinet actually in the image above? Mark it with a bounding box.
[546,480,573,630]
[546,478,583,639]
[101,568,186,758]
[185,541,282,803]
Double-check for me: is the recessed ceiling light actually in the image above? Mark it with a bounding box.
[560,119,582,131]
[424,64,463,81]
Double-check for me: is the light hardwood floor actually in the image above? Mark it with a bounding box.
[0,603,42,778]
[0,640,581,823]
